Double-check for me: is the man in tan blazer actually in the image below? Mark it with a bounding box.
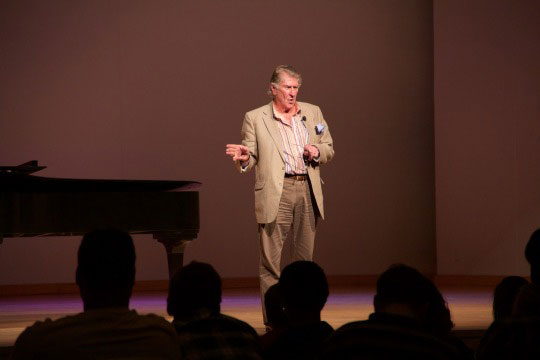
[226,65,334,323]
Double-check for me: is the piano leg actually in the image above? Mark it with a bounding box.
[167,250,184,278]
[153,233,192,278]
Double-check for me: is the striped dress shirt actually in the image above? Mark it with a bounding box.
[273,104,309,175]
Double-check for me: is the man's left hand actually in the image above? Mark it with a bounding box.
[303,145,319,161]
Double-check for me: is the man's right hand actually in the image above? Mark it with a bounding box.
[226,144,250,164]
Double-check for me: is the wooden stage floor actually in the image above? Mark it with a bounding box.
[0,285,494,348]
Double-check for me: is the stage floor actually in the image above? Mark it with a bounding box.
[0,285,493,347]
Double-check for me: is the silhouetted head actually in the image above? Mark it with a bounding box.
[512,283,540,318]
[279,261,329,319]
[525,228,540,284]
[76,229,136,310]
[493,276,528,321]
[374,264,453,334]
[265,283,287,331]
[167,261,222,321]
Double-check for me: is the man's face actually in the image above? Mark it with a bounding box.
[271,72,299,111]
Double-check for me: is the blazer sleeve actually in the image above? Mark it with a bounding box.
[235,112,258,173]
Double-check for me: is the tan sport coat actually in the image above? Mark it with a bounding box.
[236,101,334,224]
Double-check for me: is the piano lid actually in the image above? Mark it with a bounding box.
[0,160,46,175]
[0,161,200,192]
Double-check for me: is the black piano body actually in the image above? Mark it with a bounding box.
[0,161,200,278]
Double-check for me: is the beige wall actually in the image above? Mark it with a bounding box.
[0,0,435,285]
[434,0,540,275]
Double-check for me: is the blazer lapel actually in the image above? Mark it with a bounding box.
[262,103,286,163]
[299,104,316,144]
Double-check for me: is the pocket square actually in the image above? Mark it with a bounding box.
[315,123,325,134]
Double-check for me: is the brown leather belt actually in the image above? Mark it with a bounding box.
[285,174,307,181]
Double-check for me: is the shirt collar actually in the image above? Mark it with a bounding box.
[272,102,302,121]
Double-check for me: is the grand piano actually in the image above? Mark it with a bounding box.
[0,161,200,278]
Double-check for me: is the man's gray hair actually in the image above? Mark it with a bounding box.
[267,65,302,96]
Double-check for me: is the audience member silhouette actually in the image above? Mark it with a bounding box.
[322,264,467,360]
[492,276,528,321]
[263,260,333,360]
[477,282,540,359]
[264,283,287,331]
[259,283,288,348]
[11,229,180,360]
[512,283,540,318]
[476,229,540,359]
[525,228,540,284]
[167,261,263,360]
